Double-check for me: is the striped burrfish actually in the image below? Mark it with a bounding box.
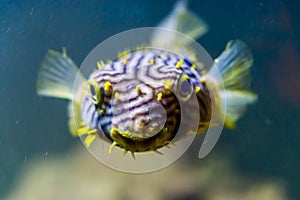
[37,1,257,156]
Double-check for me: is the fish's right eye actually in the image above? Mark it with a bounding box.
[177,74,193,102]
[89,84,96,97]
[87,79,103,106]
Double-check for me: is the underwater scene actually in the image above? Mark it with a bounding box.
[0,0,299,199]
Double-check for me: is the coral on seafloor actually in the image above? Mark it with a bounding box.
[4,147,287,200]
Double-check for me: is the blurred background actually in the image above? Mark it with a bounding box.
[0,0,299,199]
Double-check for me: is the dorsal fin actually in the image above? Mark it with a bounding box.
[151,0,208,48]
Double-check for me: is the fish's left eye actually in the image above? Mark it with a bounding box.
[87,79,103,106]
[89,84,96,97]
[177,75,193,101]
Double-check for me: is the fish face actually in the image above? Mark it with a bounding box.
[81,49,204,152]
[111,84,168,139]
[106,62,183,152]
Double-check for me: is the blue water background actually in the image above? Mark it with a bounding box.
[0,0,299,199]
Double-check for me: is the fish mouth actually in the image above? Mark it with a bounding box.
[112,127,151,141]
[109,126,175,153]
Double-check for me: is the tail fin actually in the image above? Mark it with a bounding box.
[37,48,86,136]
[37,48,85,101]
[151,0,208,48]
[206,40,257,128]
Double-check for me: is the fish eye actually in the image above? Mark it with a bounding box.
[87,79,103,106]
[177,75,193,101]
[180,80,191,94]
[89,84,96,97]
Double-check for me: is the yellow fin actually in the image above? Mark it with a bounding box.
[68,101,82,137]
[108,142,117,154]
[37,48,85,100]
[221,91,257,128]
[84,134,97,148]
[211,40,253,90]
[37,48,88,138]
[151,0,208,48]
[206,40,257,128]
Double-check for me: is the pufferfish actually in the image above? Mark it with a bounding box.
[37,1,257,156]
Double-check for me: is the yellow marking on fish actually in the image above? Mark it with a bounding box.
[84,134,97,148]
[191,64,196,70]
[164,79,173,90]
[176,59,184,69]
[150,57,155,64]
[108,141,117,154]
[118,49,130,59]
[136,85,142,95]
[99,109,105,116]
[195,86,201,93]
[77,126,97,137]
[114,92,120,100]
[77,126,90,136]
[97,61,105,69]
[123,59,128,65]
[104,81,112,95]
[157,92,163,101]
[200,78,206,83]
[182,74,190,81]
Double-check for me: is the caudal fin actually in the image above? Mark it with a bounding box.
[37,48,85,100]
[206,40,257,128]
